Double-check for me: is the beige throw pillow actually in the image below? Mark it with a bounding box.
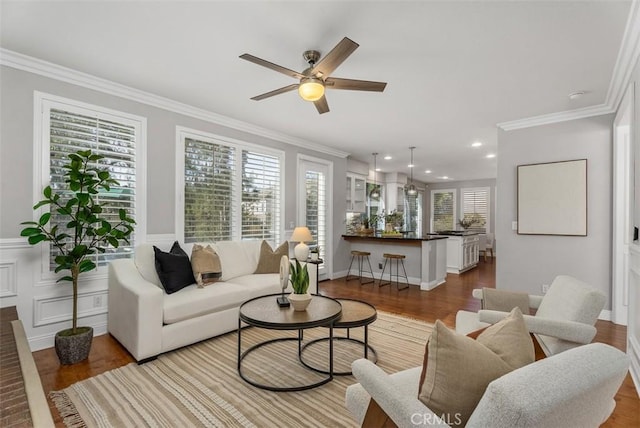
[476,307,534,369]
[417,308,534,425]
[254,241,289,274]
[190,244,222,287]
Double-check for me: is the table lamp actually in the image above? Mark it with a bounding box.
[291,226,313,261]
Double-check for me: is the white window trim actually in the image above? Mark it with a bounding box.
[33,91,147,283]
[430,188,457,232]
[460,186,491,233]
[175,126,285,244]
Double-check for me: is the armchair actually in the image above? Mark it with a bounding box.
[345,343,629,427]
[455,275,606,356]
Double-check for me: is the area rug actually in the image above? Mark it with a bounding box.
[51,311,433,427]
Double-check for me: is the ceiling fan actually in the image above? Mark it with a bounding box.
[240,37,387,114]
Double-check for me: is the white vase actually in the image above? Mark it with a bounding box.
[288,293,312,311]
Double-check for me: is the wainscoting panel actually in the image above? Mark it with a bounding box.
[0,260,17,298]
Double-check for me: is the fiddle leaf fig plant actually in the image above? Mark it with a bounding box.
[289,259,310,294]
[20,149,135,335]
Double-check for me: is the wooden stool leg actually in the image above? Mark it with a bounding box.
[379,258,389,287]
[398,259,409,290]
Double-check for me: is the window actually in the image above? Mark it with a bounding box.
[179,128,283,243]
[431,189,456,232]
[298,156,332,277]
[36,93,146,274]
[461,187,490,232]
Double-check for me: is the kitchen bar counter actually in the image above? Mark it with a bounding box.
[341,234,448,290]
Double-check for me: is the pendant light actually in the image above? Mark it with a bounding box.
[406,146,417,196]
[370,152,380,199]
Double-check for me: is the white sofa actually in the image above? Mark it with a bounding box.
[108,240,316,362]
[345,343,629,427]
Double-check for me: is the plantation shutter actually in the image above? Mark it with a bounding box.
[241,150,281,242]
[432,190,455,232]
[305,170,326,253]
[49,108,137,267]
[462,188,489,232]
[184,138,236,242]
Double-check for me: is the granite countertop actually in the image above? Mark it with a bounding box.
[427,230,481,236]
[342,234,448,242]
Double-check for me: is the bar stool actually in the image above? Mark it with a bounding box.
[379,253,409,290]
[346,251,375,285]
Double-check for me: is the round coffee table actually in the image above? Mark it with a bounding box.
[300,298,378,375]
[237,293,342,391]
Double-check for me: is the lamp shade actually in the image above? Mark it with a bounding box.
[291,226,313,261]
[291,226,313,242]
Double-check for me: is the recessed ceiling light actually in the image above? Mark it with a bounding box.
[424,170,432,174]
[408,164,414,168]
[486,153,496,158]
[384,155,392,160]
[472,141,482,147]
[440,176,449,180]
[375,168,381,172]
[568,91,585,100]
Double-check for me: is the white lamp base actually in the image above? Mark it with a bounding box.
[294,242,309,261]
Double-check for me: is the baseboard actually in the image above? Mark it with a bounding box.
[598,309,612,321]
[28,321,108,352]
[629,336,640,395]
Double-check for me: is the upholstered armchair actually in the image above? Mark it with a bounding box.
[455,275,606,356]
[345,343,628,427]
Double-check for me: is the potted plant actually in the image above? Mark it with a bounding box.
[458,213,486,230]
[309,246,320,261]
[288,259,311,311]
[20,150,135,365]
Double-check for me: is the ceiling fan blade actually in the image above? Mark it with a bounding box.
[310,37,359,77]
[314,96,329,114]
[240,54,305,80]
[325,77,387,92]
[250,84,299,101]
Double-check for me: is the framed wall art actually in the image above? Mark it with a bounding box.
[517,159,587,236]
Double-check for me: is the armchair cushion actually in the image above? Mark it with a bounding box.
[418,309,533,426]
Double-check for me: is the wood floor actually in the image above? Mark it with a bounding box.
[32,260,639,427]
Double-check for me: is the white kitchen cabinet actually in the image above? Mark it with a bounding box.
[441,233,479,274]
[347,173,366,212]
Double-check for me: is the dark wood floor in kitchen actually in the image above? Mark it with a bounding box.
[31,260,639,427]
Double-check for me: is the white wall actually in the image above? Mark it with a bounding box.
[0,64,349,350]
[496,114,614,308]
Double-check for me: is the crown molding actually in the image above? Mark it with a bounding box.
[497,104,615,131]
[499,0,640,131]
[0,48,350,159]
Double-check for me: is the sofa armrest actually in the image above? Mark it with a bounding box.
[478,310,596,344]
[349,359,448,427]
[108,259,164,361]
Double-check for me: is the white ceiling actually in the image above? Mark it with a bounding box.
[0,1,632,182]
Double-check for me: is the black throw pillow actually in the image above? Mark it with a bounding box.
[154,241,196,294]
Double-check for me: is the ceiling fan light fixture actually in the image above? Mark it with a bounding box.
[370,152,380,199]
[298,77,325,101]
[407,183,418,196]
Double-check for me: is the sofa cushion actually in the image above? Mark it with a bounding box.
[162,274,281,324]
[254,240,288,274]
[417,318,521,426]
[154,242,196,294]
[191,244,222,287]
[212,240,261,281]
[134,243,162,288]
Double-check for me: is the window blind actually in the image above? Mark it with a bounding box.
[305,170,326,253]
[241,150,281,241]
[432,190,455,232]
[49,108,137,267]
[462,188,489,232]
[184,138,236,243]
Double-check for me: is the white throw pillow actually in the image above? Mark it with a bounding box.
[134,243,162,288]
